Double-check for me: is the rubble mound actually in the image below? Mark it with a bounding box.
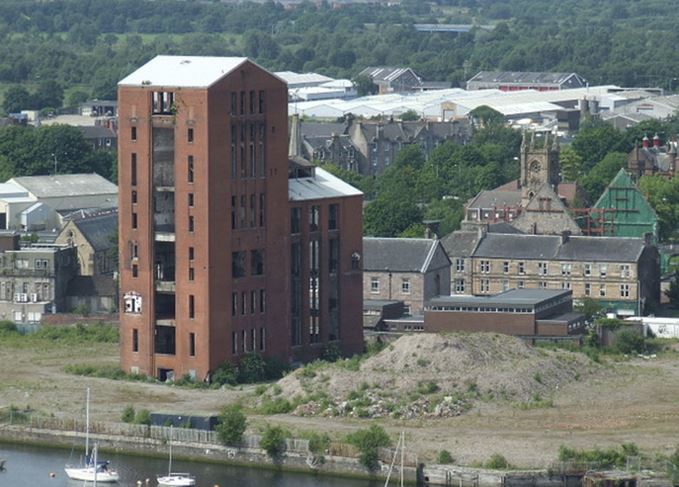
[274,333,594,419]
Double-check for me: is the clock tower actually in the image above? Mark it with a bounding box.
[520,131,560,206]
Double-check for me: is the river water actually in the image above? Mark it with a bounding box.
[0,443,381,487]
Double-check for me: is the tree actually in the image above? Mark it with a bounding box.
[469,105,505,126]
[33,80,64,110]
[216,405,247,445]
[260,424,287,459]
[353,74,378,96]
[639,175,679,241]
[2,85,31,114]
[364,196,422,237]
[579,152,627,202]
[559,145,584,182]
[665,272,679,308]
[571,121,626,172]
[346,424,391,471]
[399,110,420,121]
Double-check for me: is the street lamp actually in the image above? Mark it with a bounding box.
[51,153,58,175]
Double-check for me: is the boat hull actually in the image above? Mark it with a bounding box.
[65,466,120,483]
[157,474,196,486]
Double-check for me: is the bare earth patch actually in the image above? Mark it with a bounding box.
[1,332,679,468]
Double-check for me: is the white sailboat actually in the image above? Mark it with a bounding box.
[157,426,195,487]
[64,388,120,483]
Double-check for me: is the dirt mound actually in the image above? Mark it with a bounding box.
[274,333,595,419]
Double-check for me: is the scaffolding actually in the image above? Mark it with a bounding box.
[572,207,617,236]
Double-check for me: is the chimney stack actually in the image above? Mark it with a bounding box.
[653,133,661,148]
[561,230,571,244]
[642,135,650,148]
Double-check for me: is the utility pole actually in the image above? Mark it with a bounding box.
[51,153,58,175]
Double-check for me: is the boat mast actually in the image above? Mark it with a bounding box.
[92,443,98,487]
[85,387,90,459]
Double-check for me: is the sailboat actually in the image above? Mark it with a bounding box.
[64,388,120,483]
[157,426,195,487]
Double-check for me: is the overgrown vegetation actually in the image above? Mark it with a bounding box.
[485,453,511,470]
[345,424,391,471]
[216,405,247,446]
[437,449,454,464]
[121,404,135,423]
[0,322,118,343]
[558,443,640,469]
[259,424,288,459]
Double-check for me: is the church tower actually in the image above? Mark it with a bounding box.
[520,131,560,206]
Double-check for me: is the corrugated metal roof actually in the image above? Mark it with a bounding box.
[288,167,362,201]
[429,288,569,307]
[119,55,250,88]
[9,173,117,198]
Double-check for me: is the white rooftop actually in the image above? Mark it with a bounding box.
[275,71,334,87]
[118,55,249,88]
[8,173,118,198]
[288,167,363,201]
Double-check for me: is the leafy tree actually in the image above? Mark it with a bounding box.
[614,329,645,354]
[579,152,627,202]
[639,175,679,241]
[437,449,454,464]
[665,272,679,308]
[2,85,31,114]
[212,362,238,386]
[559,145,584,183]
[353,74,378,96]
[134,408,152,425]
[33,80,64,110]
[237,352,267,383]
[121,404,135,423]
[346,425,391,471]
[260,424,287,459]
[216,405,247,445]
[364,196,422,237]
[571,121,626,172]
[469,105,505,126]
[399,110,420,121]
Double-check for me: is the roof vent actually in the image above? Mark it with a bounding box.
[180,60,191,65]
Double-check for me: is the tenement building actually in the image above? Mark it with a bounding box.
[443,229,660,316]
[118,56,363,382]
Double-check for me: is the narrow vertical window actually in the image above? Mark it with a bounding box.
[250,328,256,351]
[131,153,137,186]
[232,331,238,355]
[240,195,246,228]
[131,190,137,204]
[259,193,265,226]
[231,125,237,179]
[250,194,256,227]
[132,264,138,277]
[259,327,265,351]
[189,333,196,357]
[187,128,194,143]
[231,292,237,317]
[259,124,266,177]
[188,155,194,183]
[189,246,194,260]
[132,212,138,229]
[240,91,245,115]
[241,292,246,315]
[188,193,194,207]
[230,92,237,115]
[188,267,194,281]
[189,295,195,319]
[259,289,266,313]
[241,330,246,353]
[249,90,255,114]
[132,329,139,352]
[240,125,246,178]
[188,215,194,232]
[231,196,237,230]
[250,290,256,314]
[258,90,265,114]
[250,124,256,177]
[131,126,137,141]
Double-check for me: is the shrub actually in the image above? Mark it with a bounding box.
[308,432,331,455]
[212,362,237,386]
[259,397,294,414]
[0,320,17,335]
[260,424,287,458]
[615,329,645,355]
[134,409,151,425]
[346,425,391,471]
[216,405,247,446]
[417,381,439,394]
[437,449,454,464]
[264,357,290,381]
[558,444,634,469]
[121,405,135,423]
[485,453,510,469]
[320,343,343,362]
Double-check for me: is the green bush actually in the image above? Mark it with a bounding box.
[212,362,237,386]
[417,381,439,394]
[320,343,343,362]
[558,443,637,469]
[308,432,331,455]
[437,449,454,464]
[134,409,151,426]
[216,405,247,446]
[264,356,290,381]
[485,453,510,469]
[260,424,287,458]
[259,397,294,414]
[121,405,135,423]
[615,329,646,354]
[34,323,118,343]
[346,424,391,471]
[0,320,17,335]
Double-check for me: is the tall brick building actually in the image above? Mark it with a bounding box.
[118,56,363,381]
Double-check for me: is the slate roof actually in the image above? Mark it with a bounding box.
[359,67,421,84]
[466,190,522,210]
[300,121,348,138]
[441,231,481,257]
[474,233,647,262]
[468,71,586,87]
[72,212,118,252]
[488,222,524,234]
[78,126,117,139]
[363,237,440,272]
[9,173,117,198]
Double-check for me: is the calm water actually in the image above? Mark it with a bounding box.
[0,443,380,487]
